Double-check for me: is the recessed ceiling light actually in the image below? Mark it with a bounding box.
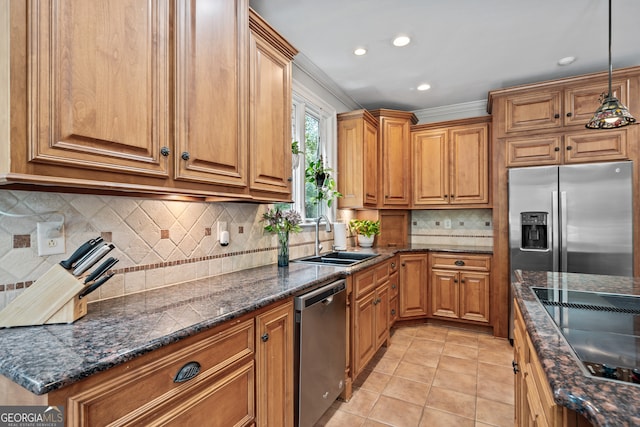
[354,48,367,56]
[558,56,576,66]
[417,83,431,91]
[393,36,411,47]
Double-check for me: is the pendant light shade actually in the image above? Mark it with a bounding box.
[586,0,636,129]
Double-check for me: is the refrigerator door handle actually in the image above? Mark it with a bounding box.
[560,191,568,272]
[552,191,560,272]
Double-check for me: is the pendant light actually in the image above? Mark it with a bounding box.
[585,0,636,129]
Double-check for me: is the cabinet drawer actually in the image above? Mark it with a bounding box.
[388,271,399,299]
[389,296,399,325]
[55,319,255,426]
[430,253,491,271]
[374,261,390,285]
[354,268,376,299]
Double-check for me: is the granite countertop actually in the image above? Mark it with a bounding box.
[513,270,640,427]
[0,244,492,396]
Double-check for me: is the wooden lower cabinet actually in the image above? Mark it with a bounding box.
[513,302,590,427]
[352,260,393,378]
[429,253,490,324]
[398,253,429,318]
[389,271,399,326]
[255,300,294,427]
[36,300,293,427]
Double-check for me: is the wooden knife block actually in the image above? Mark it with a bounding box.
[0,264,88,328]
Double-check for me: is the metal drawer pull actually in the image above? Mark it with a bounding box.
[454,260,465,266]
[261,333,269,342]
[174,361,201,383]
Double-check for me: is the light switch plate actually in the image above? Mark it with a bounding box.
[444,219,452,229]
[37,221,66,256]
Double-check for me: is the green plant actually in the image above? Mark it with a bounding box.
[305,156,342,207]
[291,140,302,155]
[262,207,303,234]
[349,219,380,238]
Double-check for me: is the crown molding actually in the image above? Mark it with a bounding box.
[292,53,362,111]
[412,100,489,124]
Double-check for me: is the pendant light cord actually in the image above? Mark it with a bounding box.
[608,0,612,97]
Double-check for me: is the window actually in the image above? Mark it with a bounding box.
[291,82,337,222]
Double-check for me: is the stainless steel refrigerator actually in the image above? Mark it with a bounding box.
[508,161,634,337]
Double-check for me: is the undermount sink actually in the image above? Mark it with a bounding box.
[293,251,379,267]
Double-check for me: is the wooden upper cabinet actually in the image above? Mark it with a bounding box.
[248,10,297,198]
[411,117,490,208]
[27,0,171,178]
[337,110,379,208]
[489,68,639,138]
[370,109,418,208]
[175,0,248,187]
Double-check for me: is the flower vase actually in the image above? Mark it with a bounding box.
[277,230,290,267]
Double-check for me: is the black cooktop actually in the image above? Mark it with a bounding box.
[532,287,640,386]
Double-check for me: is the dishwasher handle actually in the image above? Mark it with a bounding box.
[295,279,346,311]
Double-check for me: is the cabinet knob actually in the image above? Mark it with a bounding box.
[554,113,560,119]
[261,333,269,342]
[385,195,389,198]
[444,194,448,198]
[391,309,396,315]
[160,146,170,157]
[454,278,458,283]
[566,112,573,117]
[401,263,405,267]
[391,283,396,289]
[454,260,465,266]
[512,360,519,374]
[287,177,293,182]
[391,262,396,268]
[450,194,455,198]
[181,151,190,160]
[566,145,573,151]
[554,147,560,152]
[460,279,465,283]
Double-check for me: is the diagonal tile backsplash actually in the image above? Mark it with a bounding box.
[0,190,328,309]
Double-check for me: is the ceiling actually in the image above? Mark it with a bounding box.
[249,0,640,112]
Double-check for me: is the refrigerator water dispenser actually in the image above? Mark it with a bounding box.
[520,212,548,250]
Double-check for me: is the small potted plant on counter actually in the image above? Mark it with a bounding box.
[349,219,380,248]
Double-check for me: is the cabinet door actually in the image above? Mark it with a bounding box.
[249,19,294,196]
[459,272,490,323]
[374,284,390,348]
[505,135,562,167]
[412,129,448,206]
[503,91,563,134]
[363,119,379,206]
[174,0,248,187]
[564,129,628,164]
[377,210,409,248]
[564,78,629,127]
[28,0,170,177]
[449,124,489,205]
[430,269,459,319]
[337,117,364,208]
[353,291,376,377]
[399,254,428,318]
[256,301,294,427]
[380,116,411,206]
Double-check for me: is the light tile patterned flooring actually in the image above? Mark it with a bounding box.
[316,323,515,427]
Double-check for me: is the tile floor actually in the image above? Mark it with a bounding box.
[316,323,515,427]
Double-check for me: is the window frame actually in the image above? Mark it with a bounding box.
[291,80,337,224]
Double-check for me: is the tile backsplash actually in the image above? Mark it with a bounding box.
[410,209,493,246]
[0,190,494,310]
[0,190,329,309]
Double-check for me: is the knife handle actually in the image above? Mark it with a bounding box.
[60,237,103,270]
[73,243,114,276]
[79,273,115,299]
[84,257,118,284]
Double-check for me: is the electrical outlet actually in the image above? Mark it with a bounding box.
[216,221,227,238]
[444,218,452,229]
[37,221,65,256]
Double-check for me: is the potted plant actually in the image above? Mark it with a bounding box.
[305,155,342,209]
[349,219,380,248]
[291,141,303,169]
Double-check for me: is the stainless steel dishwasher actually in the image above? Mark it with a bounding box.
[294,279,346,427]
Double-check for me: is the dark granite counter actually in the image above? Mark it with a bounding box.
[513,270,640,427]
[0,244,492,397]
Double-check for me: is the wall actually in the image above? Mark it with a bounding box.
[410,209,493,247]
[0,190,330,310]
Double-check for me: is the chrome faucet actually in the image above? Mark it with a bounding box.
[315,215,332,256]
